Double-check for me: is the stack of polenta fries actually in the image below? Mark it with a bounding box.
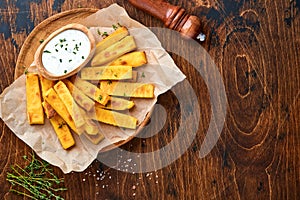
[26,26,154,150]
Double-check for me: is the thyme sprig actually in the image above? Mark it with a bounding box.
[6,151,67,200]
[112,23,122,30]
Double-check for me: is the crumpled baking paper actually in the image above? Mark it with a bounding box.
[0,4,185,173]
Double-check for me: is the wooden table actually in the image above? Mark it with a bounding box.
[0,0,299,199]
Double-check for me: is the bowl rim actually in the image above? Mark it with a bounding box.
[34,23,96,80]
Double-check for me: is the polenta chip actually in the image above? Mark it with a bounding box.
[100,81,154,98]
[78,106,100,135]
[42,101,57,119]
[26,74,44,125]
[91,36,137,66]
[80,65,132,80]
[87,106,138,129]
[95,26,129,54]
[63,79,95,111]
[44,88,80,134]
[39,75,55,98]
[96,97,134,111]
[49,114,75,150]
[53,81,85,128]
[109,51,147,67]
[73,78,109,105]
[83,132,105,145]
[39,76,56,117]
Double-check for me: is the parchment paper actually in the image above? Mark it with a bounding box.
[0,4,185,173]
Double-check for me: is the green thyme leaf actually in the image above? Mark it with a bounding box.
[102,32,108,37]
[6,151,67,200]
[112,24,118,30]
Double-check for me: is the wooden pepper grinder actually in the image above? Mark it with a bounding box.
[128,0,205,41]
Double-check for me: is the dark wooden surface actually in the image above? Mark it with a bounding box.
[0,0,299,199]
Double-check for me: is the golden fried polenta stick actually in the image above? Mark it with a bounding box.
[100,81,154,98]
[26,73,44,125]
[49,114,75,149]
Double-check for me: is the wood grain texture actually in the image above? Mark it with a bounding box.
[0,0,299,199]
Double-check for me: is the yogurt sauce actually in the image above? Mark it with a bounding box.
[41,29,91,76]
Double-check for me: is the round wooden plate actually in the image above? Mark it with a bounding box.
[15,8,151,153]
